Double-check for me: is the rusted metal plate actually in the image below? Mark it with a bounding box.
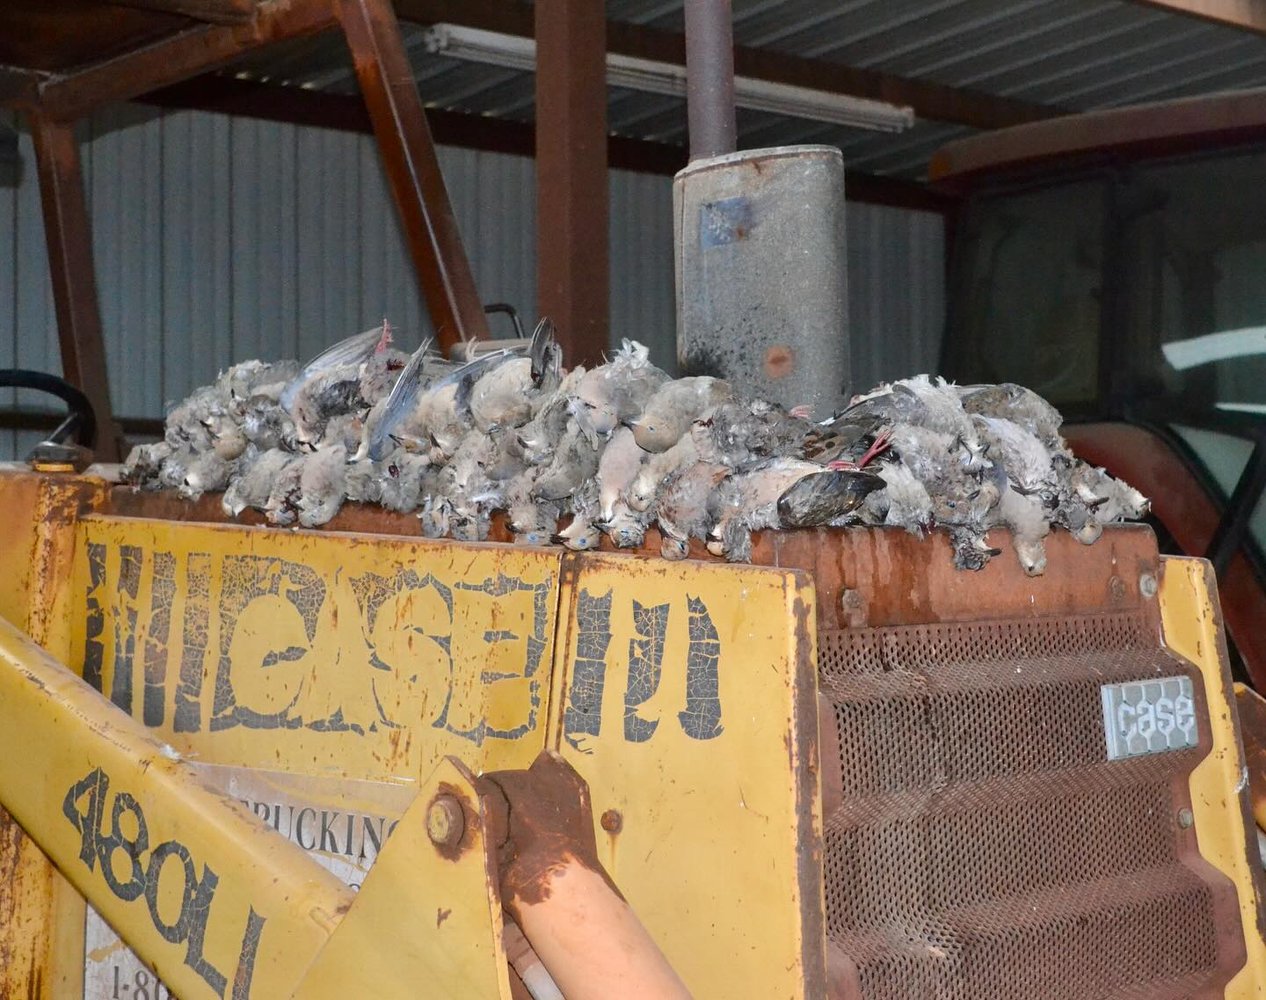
[0,467,108,638]
[815,543,1250,998]
[65,516,561,779]
[0,468,109,1000]
[758,519,1163,631]
[546,552,825,999]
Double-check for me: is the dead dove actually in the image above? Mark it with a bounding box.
[630,377,734,453]
[468,318,561,432]
[280,323,390,412]
[555,479,601,551]
[122,440,173,488]
[656,461,730,560]
[222,448,296,517]
[776,469,884,528]
[595,426,647,522]
[990,485,1050,576]
[283,323,392,446]
[706,457,823,562]
[296,445,347,527]
[627,433,700,512]
[179,451,235,501]
[571,339,669,440]
[972,414,1056,497]
[532,418,601,501]
[959,382,1064,447]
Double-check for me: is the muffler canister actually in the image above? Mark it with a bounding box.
[673,145,849,415]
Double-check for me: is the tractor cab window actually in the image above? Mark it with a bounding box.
[1120,150,1266,420]
[946,180,1106,412]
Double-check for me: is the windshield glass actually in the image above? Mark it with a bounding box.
[946,180,1105,410]
[1119,150,1266,417]
[946,151,1266,563]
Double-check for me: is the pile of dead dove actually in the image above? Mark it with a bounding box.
[122,319,1149,576]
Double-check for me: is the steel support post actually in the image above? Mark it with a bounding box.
[337,0,490,353]
[28,114,123,461]
[535,0,609,368]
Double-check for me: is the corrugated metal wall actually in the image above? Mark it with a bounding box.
[0,105,942,459]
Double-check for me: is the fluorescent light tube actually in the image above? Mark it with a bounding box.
[422,23,915,134]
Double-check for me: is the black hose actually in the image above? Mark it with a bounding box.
[0,369,97,447]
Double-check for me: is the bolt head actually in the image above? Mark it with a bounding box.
[1177,807,1195,829]
[1139,573,1158,599]
[600,809,623,834]
[427,795,465,848]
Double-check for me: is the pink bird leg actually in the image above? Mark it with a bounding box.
[827,428,892,471]
[375,318,393,353]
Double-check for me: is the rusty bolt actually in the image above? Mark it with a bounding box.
[1139,573,1158,599]
[600,809,623,834]
[1177,807,1194,829]
[427,795,465,848]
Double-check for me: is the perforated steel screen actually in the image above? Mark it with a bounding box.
[818,613,1244,999]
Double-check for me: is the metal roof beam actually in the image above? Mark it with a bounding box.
[35,1,339,121]
[103,0,258,26]
[394,0,1060,130]
[1124,0,1266,36]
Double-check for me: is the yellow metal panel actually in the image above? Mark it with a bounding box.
[294,757,511,1000]
[66,516,562,779]
[0,614,354,1000]
[0,469,108,1000]
[1159,556,1266,997]
[547,553,824,1000]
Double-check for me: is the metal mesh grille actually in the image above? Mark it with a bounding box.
[819,614,1240,1000]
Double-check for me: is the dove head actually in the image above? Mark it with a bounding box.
[626,474,656,512]
[1073,521,1103,546]
[569,393,617,437]
[660,536,689,560]
[601,509,646,549]
[221,485,248,518]
[629,418,677,453]
[1119,484,1150,520]
[555,518,600,551]
[1014,536,1048,577]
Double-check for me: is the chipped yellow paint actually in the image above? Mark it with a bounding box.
[0,614,352,1000]
[1159,556,1266,997]
[66,516,562,780]
[0,468,108,1000]
[295,757,511,1000]
[547,552,824,1000]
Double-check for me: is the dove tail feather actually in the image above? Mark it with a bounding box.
[529,317,556,384]
[368,342,429,461]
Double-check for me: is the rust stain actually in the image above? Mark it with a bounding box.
[762,344,796,381]
[429,781,477,863]
[436,906,451,928]
[478,751,623,914]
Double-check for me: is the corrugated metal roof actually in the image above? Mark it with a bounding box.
[224,0,1266,180]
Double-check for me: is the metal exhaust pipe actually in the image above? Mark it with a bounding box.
[675,0,850,416]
